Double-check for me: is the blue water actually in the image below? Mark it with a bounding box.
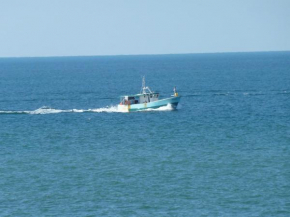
[0,52,290,216]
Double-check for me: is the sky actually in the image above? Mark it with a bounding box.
[0,0,289,57]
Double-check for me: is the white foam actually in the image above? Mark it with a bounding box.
[72,109,85,113]
[90,106,119,113]
[0,104,177,115]
[139,103,175,112]
[28,107,71,115]
[0,107,80,115]
[0,111,25,114]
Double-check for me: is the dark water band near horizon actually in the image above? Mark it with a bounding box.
[0,52,290,216]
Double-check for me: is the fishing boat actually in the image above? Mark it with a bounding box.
[118,77,181,112]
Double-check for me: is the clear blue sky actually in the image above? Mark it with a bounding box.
[0,0,289,57]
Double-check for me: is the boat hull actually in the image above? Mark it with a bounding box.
[118,96,180,112]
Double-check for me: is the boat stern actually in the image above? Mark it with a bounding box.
[118,104,130,112]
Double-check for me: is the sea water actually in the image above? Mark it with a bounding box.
[0,52,290,216]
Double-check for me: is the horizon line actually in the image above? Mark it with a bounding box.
[0,50,289,59]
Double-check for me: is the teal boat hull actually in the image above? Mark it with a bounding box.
[118,96,181,112]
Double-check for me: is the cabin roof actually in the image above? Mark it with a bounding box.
[120,92,159,97]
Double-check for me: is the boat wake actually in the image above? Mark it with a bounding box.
[0,104,178,115]
[139,103,176,112]
[0,106,120,115]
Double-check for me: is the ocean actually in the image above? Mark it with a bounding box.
[0,52,290,216]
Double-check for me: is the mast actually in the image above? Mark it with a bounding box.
[142,76,145,93]
[140,76,152,94]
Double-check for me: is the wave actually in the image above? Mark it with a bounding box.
[138,103,176,112]
[182,90,290,97]
[0,104,178,115]
[277,90,290,95]
[0,106,120,115]
[243,92,265,96]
